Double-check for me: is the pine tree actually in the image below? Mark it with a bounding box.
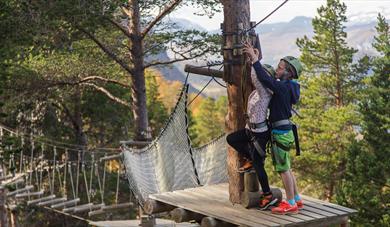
[337,14,390,226]
[294,0,368,200]
[192,97,225,146]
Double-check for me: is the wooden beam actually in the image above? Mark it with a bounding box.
[51,198,80,209]
[144,199,175,214]
[88,209,106,217]
[27,195,56,205]
[63,203,93,213]
[201,217,235,227]
[170,207,204,223]
[15,191,44,198]
[101,202,134,211]
[38,197,67,206]
[73,203,104,214]
[99,154,122,162]
[7,185,34,197]
[184,64,223,78]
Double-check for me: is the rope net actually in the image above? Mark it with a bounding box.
[122,85,228,205]
[193,134,228,186]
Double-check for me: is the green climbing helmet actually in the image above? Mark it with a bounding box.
[281,56,302,79]
[262,64,276,78]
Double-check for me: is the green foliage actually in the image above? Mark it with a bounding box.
[337,14,390,226]
[294,0,367,200]
[190,96,226,146]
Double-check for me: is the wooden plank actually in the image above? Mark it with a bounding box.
[300,205,336,217]
[182,186,299,225]
[214,183,354,215]
[172,190,282,227]
[201,184,316,224]
[27,195,56,205]
[299,195,357,213]
[151,192,268,227]
[298,200,347,216]
[15,191,44,198]
[291,215,349,227]
[198,184,309,223]
[277,186,349,216]
[51,198,80,209]
[168,191,279,226]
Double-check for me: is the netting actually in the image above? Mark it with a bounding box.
[122,85,199,205]
[122,84,229,205]
[193,134,228,186]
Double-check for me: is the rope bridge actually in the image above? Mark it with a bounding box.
[122,84,228,205]
[0,82,229,223]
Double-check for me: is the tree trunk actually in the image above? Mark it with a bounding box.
[220,0,251,204]
[73,89,88,148]
[127,0,150,142]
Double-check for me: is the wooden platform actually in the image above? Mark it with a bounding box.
[89,219,199,227]
[149,183,357,227]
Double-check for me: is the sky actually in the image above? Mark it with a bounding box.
[171,0,390,30]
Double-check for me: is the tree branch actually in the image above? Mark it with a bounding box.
[140,0,183,38]
[82,83,131,108]
[144,58,188,68]
[76,26,134,75]
[78,76,130,88]
[104,16,134,40]
[144,47,210,69]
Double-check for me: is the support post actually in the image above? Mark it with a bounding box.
[244,171,259,192]
[220,0,252,204]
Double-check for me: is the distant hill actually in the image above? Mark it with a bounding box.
[153,15,386,98]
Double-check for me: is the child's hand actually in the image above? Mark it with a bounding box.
[243,42,259,63]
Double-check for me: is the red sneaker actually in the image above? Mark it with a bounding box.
[271,200,298,214]
[259,193,278,210]
[296,199,304,209]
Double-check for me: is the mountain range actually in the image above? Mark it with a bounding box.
[154,15,386,98]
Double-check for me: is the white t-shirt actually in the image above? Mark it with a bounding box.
[245,67,272,133]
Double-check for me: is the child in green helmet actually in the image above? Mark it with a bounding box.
[243,42,303,215]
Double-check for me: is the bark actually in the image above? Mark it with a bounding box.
[220,0,251,204]
[127,0,150,141]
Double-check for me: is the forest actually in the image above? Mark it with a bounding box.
[0,0,389,226]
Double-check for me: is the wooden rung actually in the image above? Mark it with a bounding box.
[63,203,93,213]
[1,173,26,186]
[16,191,44,198]
[99,154,121,162]
[0,174,14,181]
[2,178,24,187]
[27,195,56,205]
[38,197,67,206]
[88,209,106,217]
[51,198,80,209]
[7,185,34,196]
[102,202,134,211]
[73,203,104,214]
